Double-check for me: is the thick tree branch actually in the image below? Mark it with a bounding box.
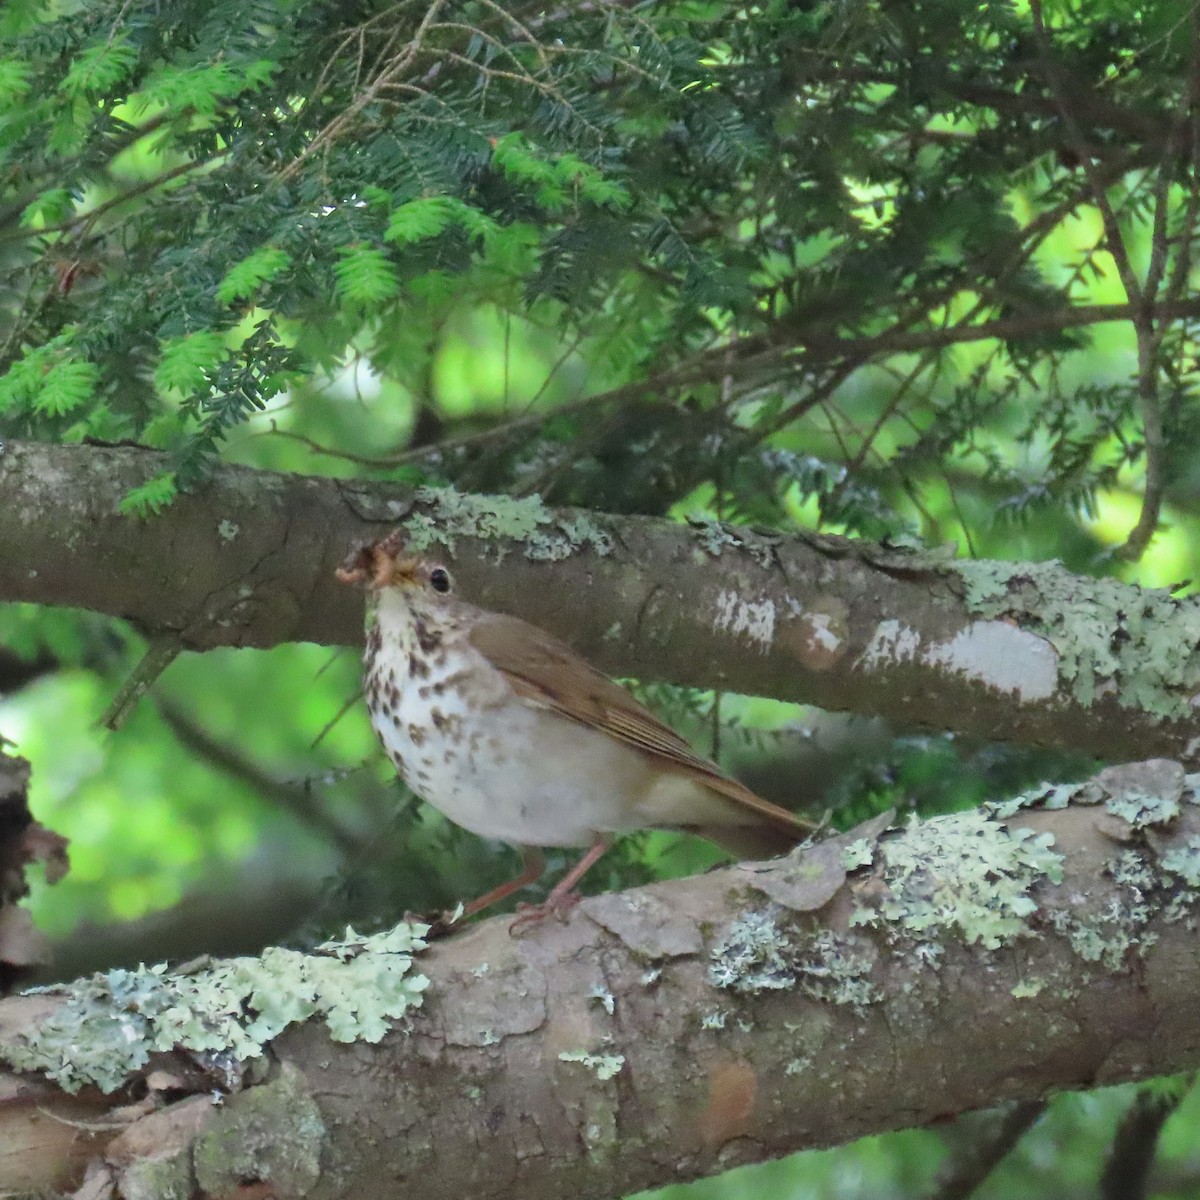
[2,759,1200,1198]
[5,440,1200,765]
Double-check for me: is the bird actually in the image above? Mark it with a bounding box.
[336,530,814,927]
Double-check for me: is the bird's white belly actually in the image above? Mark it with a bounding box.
[370,673,645,848]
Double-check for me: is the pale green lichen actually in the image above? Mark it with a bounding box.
[700,1010,728,1030]
[841,839,875,870]
[709,911,878,1010]
[1110,848,1157,892]
[1011,978,1044,998]
[850,809,1064,950]
[956,559,1200,717]
[985,778,1102,820]
[1106,790,1181,827]
[1160,836,1200,886]
[403,486,612,560]
[558,1050,625,1080]
[2,924,429,1094]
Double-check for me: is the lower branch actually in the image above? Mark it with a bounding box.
[2,760,1200,1199]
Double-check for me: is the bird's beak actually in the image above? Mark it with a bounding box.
[335,530,408,590]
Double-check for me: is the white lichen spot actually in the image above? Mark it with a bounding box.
[640,967,662,987]
[558,1050,625,1080]
[470,962,490,979]
[805,613,843,654]
[857,619,922,668]
[588,985,615,1015]
[217,520,239,542]
[922,621,1058,702]
[700,1010,728,1030]
[714,590,776,649]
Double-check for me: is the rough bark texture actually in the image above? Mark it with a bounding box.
[4,439,1200,762]
[1,760,1198,1199]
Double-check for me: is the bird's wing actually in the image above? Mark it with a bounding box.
[469,613,811,838]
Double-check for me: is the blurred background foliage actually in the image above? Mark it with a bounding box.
[1,0,1199,1194]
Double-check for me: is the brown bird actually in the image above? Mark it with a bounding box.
[337,531,813,925]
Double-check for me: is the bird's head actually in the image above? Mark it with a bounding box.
[336,532,456,605]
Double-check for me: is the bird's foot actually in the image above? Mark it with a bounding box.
[509,890,581,934]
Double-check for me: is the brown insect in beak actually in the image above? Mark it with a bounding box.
[335,543,376,587]
[335,530,413,590]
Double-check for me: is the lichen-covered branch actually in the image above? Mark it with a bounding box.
[5,439,1200,762]
[3,759,1200,1199]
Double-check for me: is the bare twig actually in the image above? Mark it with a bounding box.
[0,157,218,246]
[1100,1085,1186,1200]
[925,1101,1047,1200]
[156,698,365,856]
[99,634,182,731]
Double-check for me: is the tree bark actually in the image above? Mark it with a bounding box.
[1,759,1198,1199]
[4,438,1200,761]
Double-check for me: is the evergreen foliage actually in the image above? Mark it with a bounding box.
[0,0,1194,541]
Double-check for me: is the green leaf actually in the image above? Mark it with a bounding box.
[62,38,138,97]
[384,197,459,246]
[333,244,399,306]
[21,187,73,228]
[34,358,99,415]
[118,472,178,517]
[154,331,226,395]
[0,57,31,105]
[216,246,292,304]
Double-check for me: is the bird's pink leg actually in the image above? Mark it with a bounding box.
[456,845,547,921]
[510,835,612,932]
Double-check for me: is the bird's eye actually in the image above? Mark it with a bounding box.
[429,567,451,594]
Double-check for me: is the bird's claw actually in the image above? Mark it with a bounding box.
[508,890,581,934]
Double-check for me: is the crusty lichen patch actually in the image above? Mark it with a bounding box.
[709,910,878,1010]
[558,1050,625,1080]
[192,1065,325,1198]
[402,486,612,561]
[1,924,429,1093]
[688,514,779,567]
[956,559,1200,718]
